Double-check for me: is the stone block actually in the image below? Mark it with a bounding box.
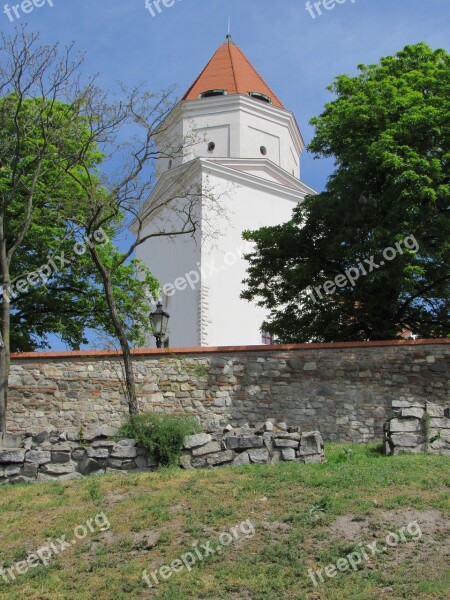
[429,418,450,429]
[0,449,26,463]
[237,436,264,449]
[426,403,446,418]
[41,463,75,475]
[111,444,137,459]
[25,450,51,465]
[392,400,412,409]
[400,408,424,419]
[114,439,136,447]
[5,465,21,476]
[389,418,422,433]
[191,457,207,468]
[299,432,323,456]
[281,448,296,461]
[179,454,193,470]
[51,452,71,464]
[224,436,240,450]
[192,442,222,456]
[72,449,86,461]
[429,429,450,442]
[78,458,105,475]
[91,441,116,448]
[45,444,71,452]
[107,458,129,470]
[183,433,212,449]
[233,452,250,466]
[390,433,425,447]
[86,447,110,460]
[206,451,235,466]
[274,439,299,449]
[36,472,56,482]
[270,449,282,464]
[248,449,270,464]
[429,438,450,450]
[22,463,38,478]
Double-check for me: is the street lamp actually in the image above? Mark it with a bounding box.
[150,302,170,348]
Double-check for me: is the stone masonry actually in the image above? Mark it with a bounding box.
[0,421,325,485]
[384,400,450,456]
[8,339,450,443]
[180,420,324,469]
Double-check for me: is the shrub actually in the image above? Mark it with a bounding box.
[117,413,201,467]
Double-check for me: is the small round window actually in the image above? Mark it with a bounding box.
[260,146,267,156]
[208,142,216,152]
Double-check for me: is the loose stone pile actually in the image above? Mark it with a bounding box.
[180,421,325,469]
[0,421,325,485]
[0,426,152,485]
[384,400,450,456]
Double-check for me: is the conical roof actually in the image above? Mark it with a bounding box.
[183,37,285,109]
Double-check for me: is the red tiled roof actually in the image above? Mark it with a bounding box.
[183,38,285,109]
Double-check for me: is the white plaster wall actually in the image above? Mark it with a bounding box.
[240,109,299,177]
[199,170,302,346]
[175,96,302,178]
[135,197,201,348]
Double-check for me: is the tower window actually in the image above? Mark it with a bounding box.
[200,89,228,98]
[208,142,216,152]
[249,92,272,104]
[260,146,267,156]
[168,159,173,169]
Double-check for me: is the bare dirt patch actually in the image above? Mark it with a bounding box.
[324,508,450,570]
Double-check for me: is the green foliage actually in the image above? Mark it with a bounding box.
[117,413,201,466]
[242,43,450,342]
[0,96,159,351]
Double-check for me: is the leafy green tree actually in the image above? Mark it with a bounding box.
[242,43,450,342]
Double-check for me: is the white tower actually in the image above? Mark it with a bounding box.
[134,37,315,348]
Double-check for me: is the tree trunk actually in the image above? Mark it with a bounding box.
[90,248,138,415]
[0,219,11,433]
[104,278,138,414]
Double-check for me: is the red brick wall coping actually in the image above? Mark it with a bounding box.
[10,338,450,360]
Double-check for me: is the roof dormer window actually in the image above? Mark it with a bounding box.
[248,92,272,104]
[200,89,228,98]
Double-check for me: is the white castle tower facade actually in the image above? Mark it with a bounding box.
[134,37,314,348]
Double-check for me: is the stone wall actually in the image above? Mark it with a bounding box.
[0,421,325,485]
[385,400,450,456]
[180,421,324,469]
[8,339,450,443]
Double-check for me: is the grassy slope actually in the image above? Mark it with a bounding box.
[0,444,449,600]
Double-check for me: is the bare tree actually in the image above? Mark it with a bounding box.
[64,86,228,414]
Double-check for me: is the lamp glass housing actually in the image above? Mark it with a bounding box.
[150,302,170,339]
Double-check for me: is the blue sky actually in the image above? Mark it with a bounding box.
[2,0,449,349]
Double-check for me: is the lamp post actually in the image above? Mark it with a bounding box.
[150,302,170,348]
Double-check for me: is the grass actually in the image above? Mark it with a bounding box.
[0,443,449,599]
